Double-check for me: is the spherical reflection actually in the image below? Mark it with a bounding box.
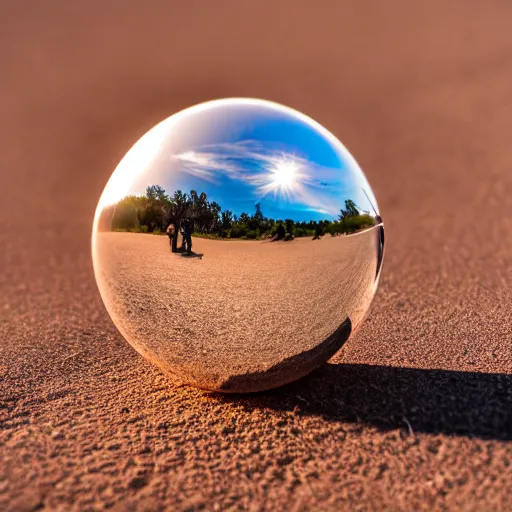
[92,98,384,393]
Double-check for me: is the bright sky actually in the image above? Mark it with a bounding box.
[96,98,379,222]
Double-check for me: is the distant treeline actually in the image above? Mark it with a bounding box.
[98,185,377,239]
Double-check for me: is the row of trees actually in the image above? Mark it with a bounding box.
[98,185,376,239]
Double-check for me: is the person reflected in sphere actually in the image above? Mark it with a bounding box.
[179,221,186,252]
[181,219,193,254]
[167,221,184,253]
[166,222,176,252]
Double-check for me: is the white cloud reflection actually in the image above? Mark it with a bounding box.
[172,140,353,216]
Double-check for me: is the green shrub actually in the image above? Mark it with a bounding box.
[230,225,248,238]
[140,225,149,233]
[112,203,139,231]
[327,221,345,236]
[344,214,376,233]
[153,228,162,235]
[295,228,315,238]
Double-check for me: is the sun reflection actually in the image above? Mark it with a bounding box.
[271,160,299,189]
[260,157,307,200]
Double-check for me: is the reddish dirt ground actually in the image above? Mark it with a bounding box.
[1,2,511,510]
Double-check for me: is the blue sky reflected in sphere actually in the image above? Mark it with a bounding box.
[100,98,379,223]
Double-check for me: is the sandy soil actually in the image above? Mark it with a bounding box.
[94,231,380,391]
[1,1,512,510]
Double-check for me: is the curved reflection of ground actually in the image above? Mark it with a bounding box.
[95,227,381,392]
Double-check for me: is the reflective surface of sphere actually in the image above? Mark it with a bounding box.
[92,98,384,392]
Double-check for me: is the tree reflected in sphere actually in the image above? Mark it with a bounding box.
[92,98,384,392]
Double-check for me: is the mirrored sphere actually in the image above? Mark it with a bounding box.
[92,98,384,393]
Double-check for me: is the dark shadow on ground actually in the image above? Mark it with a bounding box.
[219,318,352,393]
[180,251,203,259]
[214,363,512,440]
